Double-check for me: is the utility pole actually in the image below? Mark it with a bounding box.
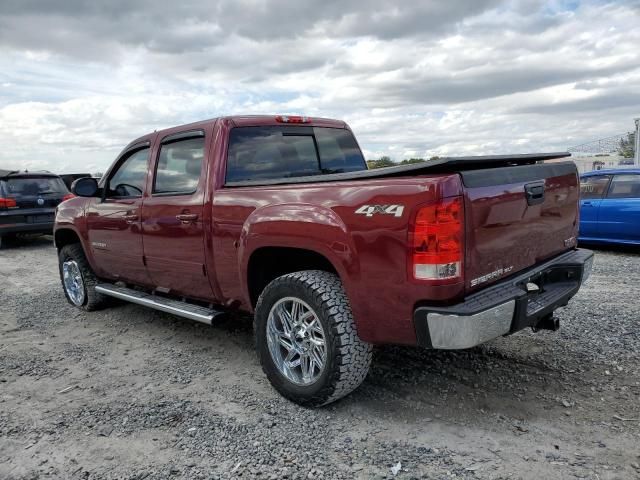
[635,117,640,166]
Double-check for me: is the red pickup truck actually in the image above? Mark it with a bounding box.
[54,115,593,406]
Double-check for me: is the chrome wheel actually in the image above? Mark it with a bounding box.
[266,297,327,386]
[62,259,85,306]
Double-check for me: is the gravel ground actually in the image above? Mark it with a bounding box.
[1,237,639,479]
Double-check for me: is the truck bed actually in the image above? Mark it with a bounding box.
[224,152,571,187]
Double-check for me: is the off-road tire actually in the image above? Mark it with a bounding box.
[255,270,373,407]
[58,243,108,311]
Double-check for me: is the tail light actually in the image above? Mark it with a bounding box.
[275,115,310,124]
[409,196,463,282]
[62,193,75,202]
[0,197,17,208]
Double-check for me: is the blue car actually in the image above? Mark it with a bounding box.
[579,168,640,246]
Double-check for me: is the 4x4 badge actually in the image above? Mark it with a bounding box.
[355,204,404,218]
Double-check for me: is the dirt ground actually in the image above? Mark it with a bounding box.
[1,237,639,479]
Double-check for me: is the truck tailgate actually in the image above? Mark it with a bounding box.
[462,162,579,293]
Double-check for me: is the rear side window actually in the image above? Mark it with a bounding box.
[580,175,611,199]
[154,137,204,194]
[225,126,366,183]
[606,174,640,199]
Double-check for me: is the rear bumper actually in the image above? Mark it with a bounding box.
[414,248,594,349]
[0,209,55,236]
[0,222,54,235]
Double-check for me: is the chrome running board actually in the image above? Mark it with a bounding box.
[95,284,223,325]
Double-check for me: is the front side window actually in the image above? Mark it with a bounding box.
[108,148,149,198]
[606,174,640,199]
[579,175,611,200]
[154,137,205,194]
[225,126,366,183]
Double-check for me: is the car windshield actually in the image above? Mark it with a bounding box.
[2,176,69,196]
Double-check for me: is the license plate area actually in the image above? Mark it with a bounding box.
[28,214,55,224]
[511,264,583,330]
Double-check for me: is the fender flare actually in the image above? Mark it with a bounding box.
[238,203,360,309]
[53,224,98,273]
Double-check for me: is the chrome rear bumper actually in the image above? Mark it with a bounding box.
[414,249,594,350]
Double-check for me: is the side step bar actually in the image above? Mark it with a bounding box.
[95,284,224,325]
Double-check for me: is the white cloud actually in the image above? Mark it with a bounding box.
[0,0,638,173]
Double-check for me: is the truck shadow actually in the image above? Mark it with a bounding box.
[72,296,603,427]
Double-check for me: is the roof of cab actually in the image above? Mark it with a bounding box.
[125,115,347,149]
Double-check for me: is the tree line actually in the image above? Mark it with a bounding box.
[366,156,440,169]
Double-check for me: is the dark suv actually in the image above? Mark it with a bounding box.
[0,170,73,247]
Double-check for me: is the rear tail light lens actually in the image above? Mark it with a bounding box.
[275,115,310,124]
[62,193,75,202]
[410,196,463,281]
[0,197,17,208]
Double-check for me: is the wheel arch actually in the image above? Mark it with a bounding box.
[239,204,360,310]
[54,227,83,250]
[246,246,340,308]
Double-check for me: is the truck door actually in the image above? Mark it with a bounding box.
[598,173,640,242]
[578,174,611,239]
[86,143,151,285]
[141,129,214,301]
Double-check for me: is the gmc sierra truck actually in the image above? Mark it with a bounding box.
[54,115,593,406]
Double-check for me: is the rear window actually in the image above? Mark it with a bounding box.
[2,176,68,197]
[225,126,366,183]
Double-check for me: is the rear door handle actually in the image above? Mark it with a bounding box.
[176,213,198,224]
[582,201,593,206]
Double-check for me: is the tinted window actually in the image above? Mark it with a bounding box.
[154,137,204,194]
[315,127,366,173]
[607,174,640,199]
[580,175,611,199]
[3,176,68,197]
[226,126,366,183]
[108,148,149,197]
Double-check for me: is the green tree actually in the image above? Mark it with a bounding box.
[366,156,396,169]
[400,158,425,165]
[618,132,636,158]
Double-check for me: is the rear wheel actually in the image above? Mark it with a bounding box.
[255,270,372,407]
[58,244,107,311]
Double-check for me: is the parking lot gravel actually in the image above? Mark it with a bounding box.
[1,237,639,479]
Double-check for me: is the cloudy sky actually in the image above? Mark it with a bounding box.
[0,0,638,173]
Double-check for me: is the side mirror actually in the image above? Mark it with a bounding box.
[71,177,99,197]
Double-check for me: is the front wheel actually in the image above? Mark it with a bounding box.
[255,270,373,407]
[58,243,107,311]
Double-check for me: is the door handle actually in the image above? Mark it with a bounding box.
[524,182,545,206]
[176,213,198,224]
[582,201,593,206]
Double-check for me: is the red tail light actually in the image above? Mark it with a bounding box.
[409,196,463,282]
[0,197,17,208]
[275,115,310,124]
[62,193,75,202]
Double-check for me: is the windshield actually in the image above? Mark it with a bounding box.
[2,176,69,196]
[226,126,367,183]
